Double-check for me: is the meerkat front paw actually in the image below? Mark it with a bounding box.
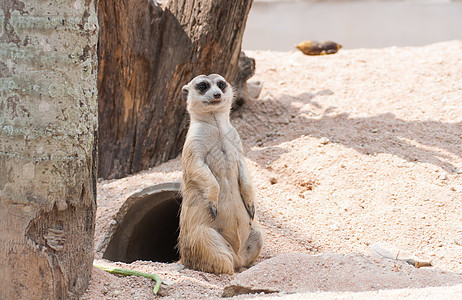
[207,202,218,220]
[244,201,255,220]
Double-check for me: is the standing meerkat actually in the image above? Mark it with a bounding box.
[178,74,263,275]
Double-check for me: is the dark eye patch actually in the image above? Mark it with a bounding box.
[196,81,210,94]
[217,80,227,92]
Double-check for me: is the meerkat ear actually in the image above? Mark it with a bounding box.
[182,86,189,101]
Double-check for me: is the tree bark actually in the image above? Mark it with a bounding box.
[98,0,253,179]
[0,1,98,298]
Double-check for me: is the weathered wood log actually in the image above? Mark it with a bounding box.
[0,0,98,298]
[98,0,254,179]
[232,51,256,109]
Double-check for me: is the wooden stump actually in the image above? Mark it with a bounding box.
[98,0,254,179]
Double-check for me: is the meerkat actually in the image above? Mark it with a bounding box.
[178,74,263,275]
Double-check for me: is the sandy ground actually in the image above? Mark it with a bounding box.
[84,41,462,299]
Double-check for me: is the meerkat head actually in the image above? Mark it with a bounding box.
[182,74,234,115]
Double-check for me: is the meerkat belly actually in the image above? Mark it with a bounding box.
[215,182,251,253]
[205,143,251,252]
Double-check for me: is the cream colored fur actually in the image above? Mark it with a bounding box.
[178,74,262,274]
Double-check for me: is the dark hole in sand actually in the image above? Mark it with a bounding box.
[103,182,181,263]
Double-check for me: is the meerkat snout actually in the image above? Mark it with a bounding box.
[213,92,221,99]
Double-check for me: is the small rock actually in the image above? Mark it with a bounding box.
[156,287,169,297]
[454,168,462,174]
[438,173,448,180]
[370,242,432,268]
[328,224,340,231]
[454,236,462,246]
[166,263,184,272]
[450,185,462,192]
[371,128,379,133]
[319,137,330,145]
[269,177,278,185]
[161,280,175,286]
[247,80,263,99]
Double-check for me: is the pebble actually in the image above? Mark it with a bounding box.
[162,280,175,286]
[328,224,340,231]
[438,173,448,180]
[453,234,462,246]
[269,177,278,184]
[166,264,184,272]
[319,137,330,145]
[450,185,462,192]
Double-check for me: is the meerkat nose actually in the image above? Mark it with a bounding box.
[213,93,221,99]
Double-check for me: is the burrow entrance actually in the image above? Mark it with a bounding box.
[101,182,181,263]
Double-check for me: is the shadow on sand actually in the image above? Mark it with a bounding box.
[238,90,461,174]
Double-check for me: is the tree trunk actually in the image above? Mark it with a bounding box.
[98,0,253,179]
[0,1,98,298]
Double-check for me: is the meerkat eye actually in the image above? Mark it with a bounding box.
[217,80,227,91]
[196,81,210,93]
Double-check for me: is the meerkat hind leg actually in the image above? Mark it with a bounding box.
[239,227,263,267]
[182,226,235,275]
